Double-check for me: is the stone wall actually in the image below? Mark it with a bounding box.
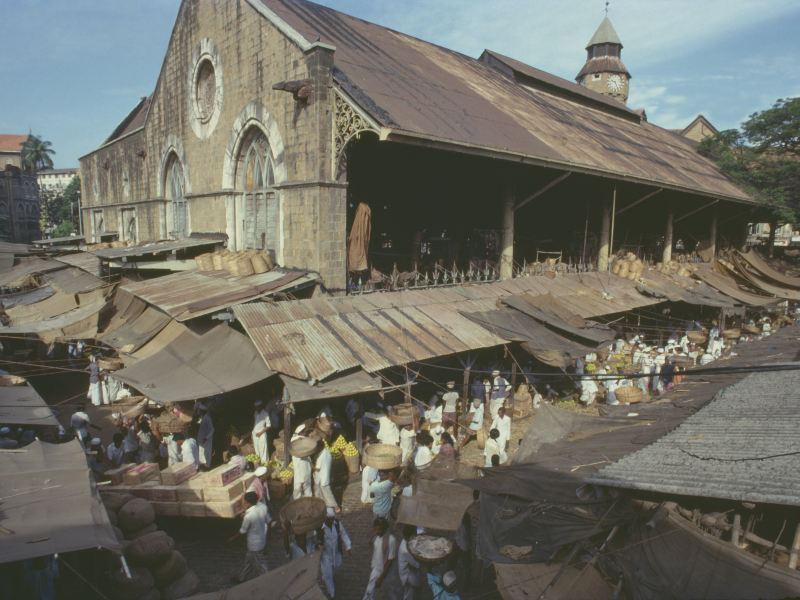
[79,0,347,289]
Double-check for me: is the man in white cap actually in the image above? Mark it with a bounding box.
[291,425,313,499]
[319,506,352,597]
[196,402,215,469]
[248,465,271,507]
[230,491,268,582]
[252,400,271,465]
[0,426,19,449]
[314,440,339,512]
[70,410,91,446]
[489,370,510,421]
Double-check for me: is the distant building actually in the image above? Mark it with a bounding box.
[38,168,78,195]
[0,134,40,243]
[678,115,720,143]
[576,16,631,104]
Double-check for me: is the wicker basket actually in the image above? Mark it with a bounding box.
[280,497,326,534]
[686,331,707,344]
[743,325,760,335]
[344,453,360,474]
[388,404,415,426]
[251,254,270,274]
[152,412,192,434]
[615,386,643,404]
[98,357,124,371]
[363,444,402,469]
[290,437,318,458]
[268,479,288,501]
[407,535,454,565]
[722,328,741,339]
[211,252,226,270]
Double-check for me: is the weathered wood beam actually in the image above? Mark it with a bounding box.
[675,199,720,223]
[514,172,571,211]
[616,188,663,216]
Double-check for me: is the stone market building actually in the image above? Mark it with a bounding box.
[80,1,757,292]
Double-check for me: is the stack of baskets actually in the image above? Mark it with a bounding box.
[194,249,274,276]
[615,385,643,404]
[388,404,415,426]
[743,324,761,335]
[611,253,644,280]
[152,411,192,435]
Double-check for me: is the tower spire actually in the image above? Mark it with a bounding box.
[575,14,631,104]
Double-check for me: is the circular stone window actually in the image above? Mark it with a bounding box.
[188,39,223,140]
[194,59,216,123]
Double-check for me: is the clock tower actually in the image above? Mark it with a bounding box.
[576,16,631,104]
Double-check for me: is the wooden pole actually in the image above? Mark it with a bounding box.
[581,202,589,265]
[500,181,515,280]
[662,205,674,264]
[598,199,611,271]
[789,522,800,569]
[608,185,617,260]
[462,365,471,424]
[356,397,364,455]
[709,209,718,260]
[509,362,517,413]
[283,404,291,468]
[731,514,741,547]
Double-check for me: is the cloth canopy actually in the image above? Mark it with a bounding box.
[693,264,778,306]
[396,478,474,531]
[0,382,59,427]
[281,370,381,404]
[0,440,120,564]
[738,249,800,289]
[113,324,273,404]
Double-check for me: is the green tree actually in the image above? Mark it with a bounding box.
[40,175,80,237]
[21,134,55,171]
[698,97,800,223]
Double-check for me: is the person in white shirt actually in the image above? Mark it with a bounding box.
[366,408,401,446]
[319,507,352,597]
[484,428,507,467]
[291,428,314,500]
[430,423,445,454]
[363,517,397,600]
[252,400,271,465]
[314,443,339,512]
[441,381,460,432]
[166,434,182,466]
[398,525,422,600]
[106,433,125,467]
[285,528,317,560]
[361,462,379,504]
[70,411,91,446]
[399,425,416,464]
[414,431,434,470]
[227,446,247,473]
[459,398,484,451]
[490,406,511,450]
[231,491,268,582]
[489,370,510,421]
[196,404,214,469]
[173,433,199,466]
[425,397,443,429]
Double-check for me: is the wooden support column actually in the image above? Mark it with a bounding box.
[709,209,718,259]
[500,182,515,280]
[732,514,741,547]
[662,206,674,264]
[598,199,611,272]
[509,362,517,413]
[789,522,800,569]
[462,365,471,423]
[283,403,291,468]
[356,397,363,455]
[768,221,777,258]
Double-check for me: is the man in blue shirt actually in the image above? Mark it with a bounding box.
[369,469,396,519]
[428,570,461,599]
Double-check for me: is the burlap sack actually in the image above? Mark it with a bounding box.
[125,531,175,566]
[102,492,134,513]
[118,498,155,533]
[161,569,200,600]
[125,522,158,540]
[153,550,188,586]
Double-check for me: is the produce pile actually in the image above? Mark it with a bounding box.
[325,435,358,459]
[101,493,199,600]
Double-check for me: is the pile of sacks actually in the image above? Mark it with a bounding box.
[102,493,200,600]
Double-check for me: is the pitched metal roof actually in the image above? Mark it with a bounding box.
[586,16,623,48]
[103,95,151,144]
[588,367,800,506]
[256,0,749,202]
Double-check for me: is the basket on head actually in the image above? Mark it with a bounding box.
[672,355,694,368]
[388,405,415,426]
[686,331,707,344]
[743,325,760,335]
[615,386,643,404]
[407,535,454,565]
[279,497,327,534]
[722,328,741,339]
[290,437,319,459]
[363,443,402,470]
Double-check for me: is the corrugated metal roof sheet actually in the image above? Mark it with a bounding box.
[120,269,318,321]
[259,0,750,203]
[93,238,222,260]
[588,367,800,506]
[0,381,59,427]
[54,252,103,277]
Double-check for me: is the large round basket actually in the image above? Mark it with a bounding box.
[743,324,760,335]
[344,452,360,474]
[615,386,643,404]
[152,412,192,434]
[290,437,319,459]
[267,479,288,501]
[408,535,454,565]
[363,444,402,470]
[388,405,415,426]
[280,497,326,535]
[722,328,741,339]
[476,427,487,450]
[686,331,707,344]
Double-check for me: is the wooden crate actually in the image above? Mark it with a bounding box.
[150,485,178,503]
[123,463,160,486]
[180,502,207,518]
[161,462,198,486]
[131,481,158,500]
[202,463,242,487]
[206,494,244,519]
[106,464,136,485]
[204,473,254,503]
[152,501,181,517]
[176,476,205,502]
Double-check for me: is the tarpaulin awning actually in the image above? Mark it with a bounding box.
[0,440,120,564]
[396,478,474,531]
[113,324,274,404]
[737,249,800,289]
[637,269,738,308]
[727,255,800,301]
[0,382,59,427]
[0,298,106,343]
[282,370,381,404]
[692,264,778,306]
[98,303,171,353]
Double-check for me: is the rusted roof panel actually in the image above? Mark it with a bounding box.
[260,0,750,203]
[93,238,222,260]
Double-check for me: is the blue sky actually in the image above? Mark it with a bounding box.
[1,0,798,168]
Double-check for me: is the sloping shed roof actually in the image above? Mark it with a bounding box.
[120,269,318,321]
[282,370,381,403]
[0,439,120,564]
[588,367,800,506]
[256,0,750,202]
[693,263,779,306]
[103,95,151,145]
[0,381,59,427]
[737,249,800,289]
[113,324,273,404]
[54,251,104,277]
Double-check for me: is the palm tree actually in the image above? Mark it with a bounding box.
[21,135,55,171]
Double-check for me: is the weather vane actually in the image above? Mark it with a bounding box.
[605,0,610,15]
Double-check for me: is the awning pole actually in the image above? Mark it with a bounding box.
[356,397,363,455]
[609,184,617,261]
[283,401,291,469]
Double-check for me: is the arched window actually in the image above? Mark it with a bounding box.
[165,154,187,238]
[239,129,276,251]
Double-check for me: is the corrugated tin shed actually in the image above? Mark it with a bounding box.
[588,366,800,506]
[93,238,222,261]
[120,269,318,321]
[257,0,750,202]
[54,251,103,277]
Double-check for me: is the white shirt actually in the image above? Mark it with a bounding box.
[182,438,199,466]
[376,416,400,446]
[468,404,484,431]
[292,454,312,484]
[252,409,271,441]
[400,428,416,461]
[370,533,397,572]
[484,438,507,467]
[425,405,443,424]
[167,438,182,466]
[320,519,352,567]
[240,503,268,551]
[398,538,421,586]
[442,391,459,413]
[315,447,332,487]
[414,445,434,469]
[490,415,511,444]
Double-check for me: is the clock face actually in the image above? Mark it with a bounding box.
[607,74,624,93]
